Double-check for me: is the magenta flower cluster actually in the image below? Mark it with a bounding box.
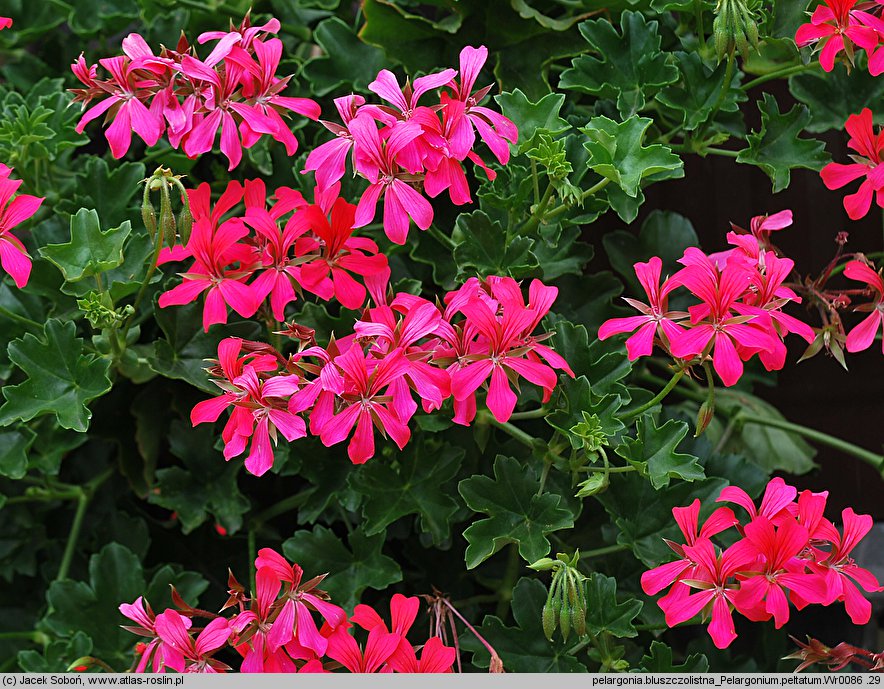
[120,548,456,673]
[303,45,517,244]
[643,478,883,650]
[190,275,573,474]
[69,16,320,168]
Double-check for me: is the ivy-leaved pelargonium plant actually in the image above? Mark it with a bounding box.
[0,0,882,675]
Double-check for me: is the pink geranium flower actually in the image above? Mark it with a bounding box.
[811,508,883,624]
[820,108,884,220]
[157,216,259,331]
[0,168,43,289]
[842,260,884,354]
[388,637,457,673]
[302,95,365,192]
[449,278,572,423]
[641,499,738,597]
[120,597,187,674]
[669,250,774,386]
[663,538,757,649]
[154,612,232,673]
[355,298,451,420]
[446,46,518,165]
[0,17,12,30]
[348,115,433,244]
[325,626,401,674]
[72,56,164,159]
[732,517,826,628]
[598,257,686,360]
[317,345,413,464]
[794,0,880,72]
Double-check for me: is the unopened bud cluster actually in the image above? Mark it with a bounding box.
[530,551,588,642]
[141,167,193,248]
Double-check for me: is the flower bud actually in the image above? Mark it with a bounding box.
[558,595,572,641]
[542,600,557,641]
[695,399,715,437]
[159,183,177,248]
[141,184,157,241]
[177,202,193,246]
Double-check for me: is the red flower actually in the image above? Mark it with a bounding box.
[842,259,884,354]
[794,0,880,72]
[0,167,43,289]
[598,257,686,360]
[821,109,884,220]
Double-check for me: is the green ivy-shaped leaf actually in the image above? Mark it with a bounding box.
[348,441,463,545]
[302,17,389,96]
[789,70,884,134]
[639,641,710,672]
[584,572,642,638]
[736,93,829,192]
[43,543,207,665]
[615,416,706,489]
[149,300,261,393]
[0,319,112,432]
[656,52,745,131]
[458,455,575,568]
[69,158,145,227]
[560,12,678,116]
[462,578,588,672]
[148,422,251,535]
[452,210,539,279]
[494,89,571,154]
[282,525,402,609]
[581,115,683,198]
[39,208,131,283]
[0,426,36,479]
[602,210,698,295]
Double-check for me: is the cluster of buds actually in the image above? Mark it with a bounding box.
[713,0,760,59]
[140,166,193,248]
[530,551,588,642]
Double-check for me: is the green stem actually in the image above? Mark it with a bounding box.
[703,146,739,158]
[741,62,821,91]
[536,458,552,497]
[738,414,883,472]
[520,183,556,234]
[482,412,539,450]
[427,225,457,250]
[0,304,42,331]
[619,369,685,421]
[583,465,636,474]
[121,231,164,340]
[252,489,310,525]
[581,543,629,558]
[496,545,521,618]
[543,178,611,223]
[0,631,50,645]
[708,49,736,123]
[55,468,113,582]
[56,493,88,582]
[509,407,547,421]
[694,0,707,53]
